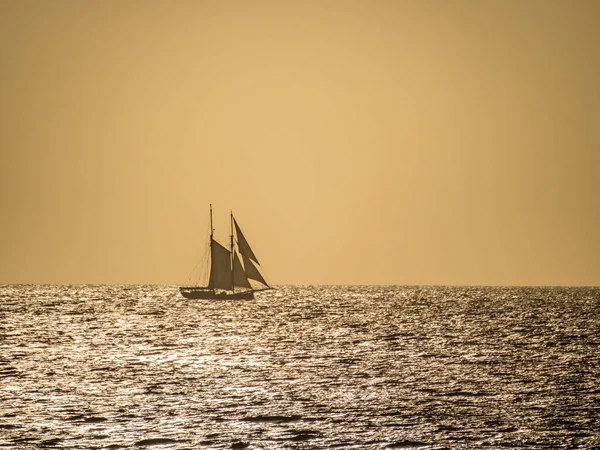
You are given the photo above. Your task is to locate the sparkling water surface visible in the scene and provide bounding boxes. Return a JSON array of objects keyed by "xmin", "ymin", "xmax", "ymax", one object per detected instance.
[{"xmin": 1, "ymin": 285, "xmax": 599, "ymax": 449}]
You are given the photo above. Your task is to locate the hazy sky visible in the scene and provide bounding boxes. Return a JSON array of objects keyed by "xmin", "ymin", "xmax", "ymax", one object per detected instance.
[{"xmin": 1, "ymin": 0, "xmax": 599, "ymax": 285}]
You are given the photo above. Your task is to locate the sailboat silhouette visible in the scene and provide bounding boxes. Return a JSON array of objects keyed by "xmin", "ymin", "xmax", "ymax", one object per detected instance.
[{"xmin": 180, "ymin": 205, "xmax": 271, "ymax": 300}]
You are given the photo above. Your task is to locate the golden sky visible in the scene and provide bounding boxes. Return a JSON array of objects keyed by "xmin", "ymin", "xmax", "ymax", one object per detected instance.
[{"xmin": 1, "ymin": 0, "xmax": 599, "ymax": 285}]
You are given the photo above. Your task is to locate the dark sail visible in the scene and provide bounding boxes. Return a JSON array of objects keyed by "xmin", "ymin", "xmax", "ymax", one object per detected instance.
[
  {"xmin": 242, "ymin": 253, "xmax": 268, "ymax": 286},
  {"xmin": 209, "ymin": 240, "xmax": 232, "ymax": 290},
  {"xmin": 232, "ymin": 251, "xmax": 252, "ymax": 289},
  {"xmin": 234, "ymin": 218, "xmax": 259, "ymax": 264}
]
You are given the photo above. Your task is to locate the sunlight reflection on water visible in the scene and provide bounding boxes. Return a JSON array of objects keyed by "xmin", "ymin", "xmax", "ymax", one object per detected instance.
[{"xmin": 0, "ymin": 284, "xmax": 599, "ymax": 448}]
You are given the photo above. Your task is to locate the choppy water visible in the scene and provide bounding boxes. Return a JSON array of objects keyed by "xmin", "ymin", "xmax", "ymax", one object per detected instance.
[{"xmin": 0, "ymin": 285, "xmax": 599, "ymax": 449}]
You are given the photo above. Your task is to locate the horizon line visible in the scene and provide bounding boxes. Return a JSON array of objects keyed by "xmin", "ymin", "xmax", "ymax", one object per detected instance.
[{"xmin": 1, "ymin": 283, "xmax": 598, "ymax": 288}]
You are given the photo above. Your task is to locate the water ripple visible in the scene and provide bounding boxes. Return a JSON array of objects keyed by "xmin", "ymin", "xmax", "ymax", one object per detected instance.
[{"xmin": 0, "ymin": 284, "xmax": 598, "ymax": 448}]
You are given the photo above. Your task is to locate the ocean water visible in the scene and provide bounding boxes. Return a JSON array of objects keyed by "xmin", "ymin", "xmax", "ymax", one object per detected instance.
[{"xmin": 0, "ymin": 285, "xmax": 598, "ymax": 449}]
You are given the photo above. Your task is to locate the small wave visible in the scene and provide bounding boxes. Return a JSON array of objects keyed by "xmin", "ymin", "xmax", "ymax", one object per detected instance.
[
  {"xmin": 0, "ymin": 367, "xmax": 19, "ymax": 378},
  {"xmin": 437, "ymin": 391, "xmax": 489, "ymax": 397},
  {"xmin": 84, "ymin": 417, "xmax": 108, "ymax": 423},
  {"xmin": 242, "ymin": 414, "xmax": 302, "ymax": 423},
  {"xmin": 64, "ymin": 415, "xmax": 107, "ymax": 423},
  {"xmin": 288, "ymin": 433, "xmax": 319, "ymax": 441},
  {"xmin": 386, "ymin": 440, "xmax": 428, "ymax": 448},
  {"xmin": 134, "ymin": 438, "xmax": 180, "ymax": 446},
  {"xmin": 39, "ymin": 438, "xmax": 63, "ymax": 447}
]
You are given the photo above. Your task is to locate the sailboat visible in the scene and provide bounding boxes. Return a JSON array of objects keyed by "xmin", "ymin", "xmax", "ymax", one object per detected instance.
[{"xmin": 180, "ymin": 205, "xmax": 271, "ymax": 300}]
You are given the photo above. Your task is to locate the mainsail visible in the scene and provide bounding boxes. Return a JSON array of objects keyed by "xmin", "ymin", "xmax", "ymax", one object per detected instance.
[
  {"xmin": 242, "ymin": 253, "xmax": 268, "ymax": 286},
  {"xmin": 232, "ymin": 251, "xmax": 252, "ymax": 289},
  {"xmin": 209, "ymin": 240, "xmax": 232, "ymax": 290},
  {"xmin": 234, "ymin": 219, "xmax": 259, "ymax": 264}
]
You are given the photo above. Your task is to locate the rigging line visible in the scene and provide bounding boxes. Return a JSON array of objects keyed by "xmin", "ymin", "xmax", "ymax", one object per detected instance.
[
  {"xmin": 184, "ymin": 241, "xmax": 210, "ymax": 285},
  {"xmin": 197, "ymin": 207, "xmax": 213, "ymax": 284},
  {"xmin": 183, "ymin": 259, "xmax": 201, "ymax": 285},
  {"xmin": 197, "ymin": 242, "xmax": 210, "ymax": 285},
  {"xmin": 182, "ymin": 214, "xmax": 212, "ymax": 285}
]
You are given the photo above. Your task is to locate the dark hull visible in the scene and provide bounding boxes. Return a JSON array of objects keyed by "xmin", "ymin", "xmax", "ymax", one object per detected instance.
[{"xmin": 179, "ymin": 287, "xmax": 254, "ymax": 300}]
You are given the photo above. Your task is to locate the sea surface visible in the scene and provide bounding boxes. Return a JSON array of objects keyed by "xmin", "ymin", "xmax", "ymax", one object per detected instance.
[{"xmin": 0, "ymin": 285, "xmax": 599, "ymax": 449}]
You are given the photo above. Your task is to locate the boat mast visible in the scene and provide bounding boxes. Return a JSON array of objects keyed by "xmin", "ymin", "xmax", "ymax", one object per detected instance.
[
  {"xmin": 230, "ymin": 210, "xmax": 234, "ymax": 293},
  {"xmin": 208, "ymin": 204, "xmax": 214, "ymax": 290},
  {"xmin": 210, "ymin": 204, "xmax": 213, "ymax": 242}
]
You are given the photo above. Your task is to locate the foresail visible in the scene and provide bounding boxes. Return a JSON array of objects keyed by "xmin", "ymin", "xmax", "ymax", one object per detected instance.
[
  {"xmin": 242, "ymin": 253, "xmax": 268, "ymax": 287},
  {"xmin": 210, "ymin": 240, "xmax": 232, "ymax": 290},
  {"xmin": 234, "ymin": 218, "xmax": 259, "ymax": 264},
  {"xmin": 232, "ymin": 251, "xmax": 252, "ymax": 289}
]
